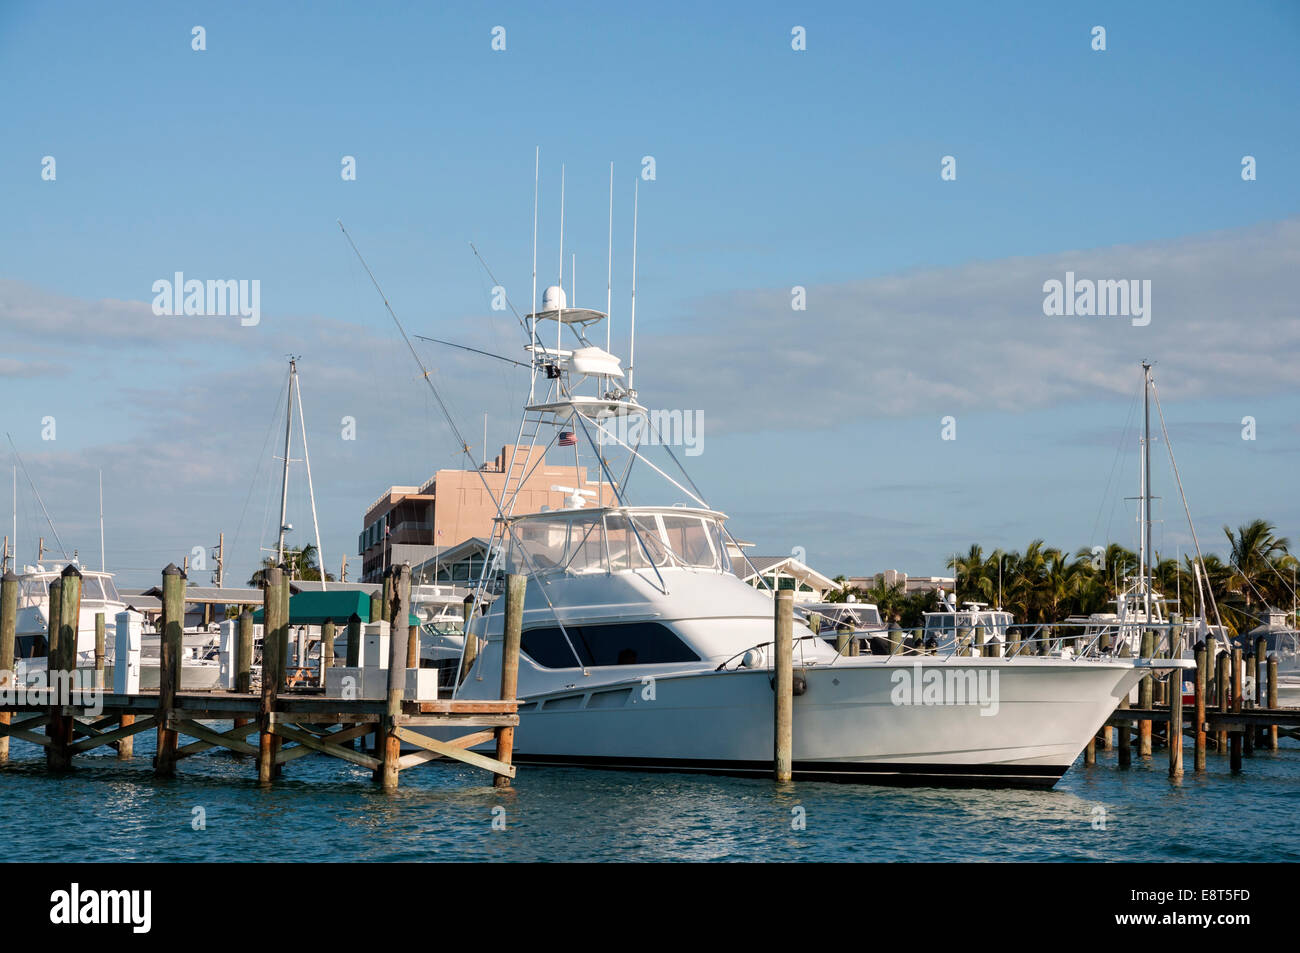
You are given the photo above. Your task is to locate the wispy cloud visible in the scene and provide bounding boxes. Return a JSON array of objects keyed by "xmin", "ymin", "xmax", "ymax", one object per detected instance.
[{"xmin": 640, "ymin": 217, "xmax": 1300, "ymax": 432}]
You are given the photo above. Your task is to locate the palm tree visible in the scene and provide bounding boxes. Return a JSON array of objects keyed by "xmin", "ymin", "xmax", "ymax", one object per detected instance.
[
  {"xmin": 1224, "ymin": 520, "xmax": 1290, "ymax": 614},
  {"xmin": 248, "ymin": 543, "xmax": 335, "ymax": 586}
]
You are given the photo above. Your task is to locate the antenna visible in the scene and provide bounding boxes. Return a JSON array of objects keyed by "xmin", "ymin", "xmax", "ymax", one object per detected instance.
[
  {"xmin": 98, "ymin": 468, "xmax": 105, "ymax": 571},
  {"xmin": 557, "ymin": 163, "xmax": 565, "ymax": 359},
  {"xmin": 530, "ymin": 146, "xmax": 539, "ymax": 403},
  {"xmin": 606, "ymin": 161, "xmax": 614, "ymax": 353},
  {"xmin": 572, "ymin": 253, "xmax": 576, "ymax": 309},
  {"xmin": 629, "ymin": 177, "xmax": 639, "ymax": 393}
]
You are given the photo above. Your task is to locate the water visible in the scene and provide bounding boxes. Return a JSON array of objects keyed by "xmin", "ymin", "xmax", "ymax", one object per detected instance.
[{"xmin": 2, "ymin": 731, "xmax": 1297, "ymax": 862}]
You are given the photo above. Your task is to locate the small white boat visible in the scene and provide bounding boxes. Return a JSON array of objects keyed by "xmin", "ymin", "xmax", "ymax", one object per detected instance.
[{"xmin": 12, "ymin": 562, "xmax": 221, "ymax": 691}]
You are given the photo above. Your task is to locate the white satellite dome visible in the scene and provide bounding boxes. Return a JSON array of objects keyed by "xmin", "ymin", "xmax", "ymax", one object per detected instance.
[{"xmin": 541, "ymin": 285, "xmax": 567, "ymax": 311}]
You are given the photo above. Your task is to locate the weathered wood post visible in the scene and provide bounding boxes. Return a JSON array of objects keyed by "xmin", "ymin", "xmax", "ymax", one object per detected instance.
[
  {"xmin": 1117, "ymin": 641, "xmax": 1132, "ymax": 767},
  {"xmin": 1230, "ymin": 646, "xmax": 1243, "ymax": 772},
  {"xmin": 380, "ymin": 567, "xmax": 393, "ymax": 624},
  {"xmin": 43, "ymin": 576, "xmax": 63, "ymax": 758},
  {"xmin": 1216, "ymin": 652, "xmax": 1230, "ymax": 759},
  {"xmin": 0, "ymin": 570, "xmax": 17, "ymax": 764},
  {"xmin": 835, "ymin": 623, "xmax": 851, "ymax": 658},
  {"xmin": 236, "ymin": 609, "xmax": 253, "ymax": 693},
  {"xmin": 1243, "ymin": 650, "xmax": 1255, "ymax": 756},
  {"xmin": 774, "ymin": 589, "xmax": 794, "ymax": 782},
  {"xmin": 154, "ymin": 563, "xmax": 184, "ymax": 777},
  {"xmin": 406, "ymin": 623, "xmax": 418, "ymax": 670},
  {"xmin": 379, "ymin": 563, "xmax": 411, "ymax": 791},
  {"xmin": 232, "ymin": 608, "xmax": 254, "ymax": 739},
  {"xmin": 1007, "ymin": 626, "xmax": 1021, "ymax": 658},
  {"xmin": 1266, "ymin": 654, "xmax": 1278, "ymax": 751},
  {"xmin": 257, "ymin": 566, "xmax": 285, "ymax": 783},
  {"xmin": 1138, "ymin": 629, "xmax": 1154, "ymax": 756},
  {"xmin": 46, "ymin": 565, "xmax": 82, "ymax": 771},
  {"xmin": 890, "ymin": 626, "xmax": 903, "ymax": 656},
  {"xmin": 322, "ymin": 618, "xmax": 336, "ymax": 677},
  {"xmin": 1253, "ymin": 634, "xmax": 1267, "ymax": 748},
  {"xmin": 1193, "ymin": 641, "xmax": 1207, "ymax": 772},
  {"xmin": 974, "ymin": 623, "xmax": 985, "ymax": 659},
  {"xmin": 345, "ymin": 612, "xmax": 361, "ymax": 668},
  {"xmin": 494, "ymin": 572, "xmax": 525, "ymax": 789},
  {"xmin": 278, "ymin": 572, "xmax": 291, "ymax": 687},
  {"xmin": 1214, "ymin": 648, "xmax": 1229, "ymax": 752},
  {"xmin": 368, "ymin": 591, "xmax": 382, "ymax": 629},
  {"xmin": 93, "ymin": 612, "xmax": 106, "ymax": 691},
  {"xmin": 1168, "ymin": 614, "xmax": 1183, "ymax": 778},
  {"xmin": 459, "ymin": 597, "xmax": 478, "ymax": 682}
]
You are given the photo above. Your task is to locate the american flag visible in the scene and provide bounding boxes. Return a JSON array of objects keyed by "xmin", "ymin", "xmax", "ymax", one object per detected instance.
[{"xmin": 558, "ymin": 431, "xmax": 577, "ymax": 447}]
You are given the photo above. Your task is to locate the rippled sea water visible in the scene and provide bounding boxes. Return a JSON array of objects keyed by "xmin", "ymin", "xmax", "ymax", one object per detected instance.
[{"xmin": 2, "ymin": 729, "xmax": 1296, "ymax": 862}]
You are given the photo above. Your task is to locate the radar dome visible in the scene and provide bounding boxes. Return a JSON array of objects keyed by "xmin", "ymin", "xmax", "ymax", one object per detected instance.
[{"xmin": 542, "ymin": 285, "xmax": 567, "ymax": 311}]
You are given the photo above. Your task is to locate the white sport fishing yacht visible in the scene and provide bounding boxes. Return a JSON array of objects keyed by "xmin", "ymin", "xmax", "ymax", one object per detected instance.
[
  {"xmin": 12, "ymin": 562, "xmax": 221, "ymax": 691},
  {"xmin": 425, "ymin": 257, "xmax": 1187, "ymax": 786}
]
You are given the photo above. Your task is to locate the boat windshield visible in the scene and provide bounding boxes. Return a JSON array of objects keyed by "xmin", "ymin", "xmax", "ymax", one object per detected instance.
[{"xmin": 506, "ymin": 509, "xmax": 730, "ymax": 576}]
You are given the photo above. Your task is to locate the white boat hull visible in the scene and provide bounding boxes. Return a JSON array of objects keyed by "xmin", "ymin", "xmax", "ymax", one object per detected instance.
[{"xmin": 448, "ymin": 657, "xmax": 1157, "ymax": 788}]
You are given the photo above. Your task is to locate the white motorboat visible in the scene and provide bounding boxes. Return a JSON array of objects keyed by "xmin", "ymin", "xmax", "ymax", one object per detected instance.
[
  {"xmin": 439, "ymin": 299, "xmax": 1183, "ymax": 785},
  {"xmin": 358, "ymin": 172, "xmax": 1189, "ymax": 787},
  {"xmin": 11, "ymin": 562, "xmax": 221, "ymax": 691}
]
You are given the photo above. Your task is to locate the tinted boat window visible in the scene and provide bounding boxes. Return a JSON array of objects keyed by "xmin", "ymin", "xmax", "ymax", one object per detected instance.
[{"xmin": 521, "ymin": 622, "xmax": 699, "ymax": 668}]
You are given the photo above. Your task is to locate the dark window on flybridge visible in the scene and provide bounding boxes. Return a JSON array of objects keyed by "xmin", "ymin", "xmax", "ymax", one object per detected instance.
[{"xmin": 521, "ymin": 622, "xmax": 700, "ymax": 668}]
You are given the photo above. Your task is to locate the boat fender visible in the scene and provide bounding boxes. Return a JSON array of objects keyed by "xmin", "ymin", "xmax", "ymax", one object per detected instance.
[
  {"xmin": 769, "ymin": 671, "xmax": 809, "ymax": 696},
  {"xmin": 868, "ymin": 636, "xmax": 891, "ymax": 656}
]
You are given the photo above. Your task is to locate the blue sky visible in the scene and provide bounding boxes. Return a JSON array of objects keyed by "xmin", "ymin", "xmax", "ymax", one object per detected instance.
[{"xmin": 2, "ymin": 1, "xmax": 1298, "ymax": 588}]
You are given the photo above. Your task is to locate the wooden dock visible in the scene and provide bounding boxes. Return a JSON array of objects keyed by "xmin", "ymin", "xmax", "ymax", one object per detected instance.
[
  {"xmin": 0, "ymin": 563, "xmax": 523, "ymax": 791},
  {"xmin": 1097, "ymin": 634, "xmax": 1300, "ymax": 776}
]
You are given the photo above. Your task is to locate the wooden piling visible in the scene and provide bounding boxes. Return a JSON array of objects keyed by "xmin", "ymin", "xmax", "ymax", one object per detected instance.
[
  {"xmin": 154, "ymin": 563, "xmax": 184, "ymax": 776},
  {"xmin": 494, "ymin": 572, "xmax": 525, "ymax": 789},
  {"xmin": 974, "ymin": 623, "xmax": 985, "ymax": 658},
  {"xmin": 93, "ymin": 612, "xmax": 106, "ymax": 691},
  {"xmin": 345, "ymin": 612, "xmax": 361, "ymax": 668},
  {"xmin": 406, "ymin": 624, "xmax": 418, "ymax": 670},
  {"xmin": 116, "ymin": 716, "xmax": 135, "ymax": 759},
  {"xmin": 459, "ymin": 600, "xmax": 478, "ymax": 682},
  {"xmin": 773, "ymin": 589, "xmax": 794, "ymax": 782},
  {"xmin": 1168, "ymin": 614, "xmax": 1183, "ymax": 778},
  {"xmin": 379, "ymin": 564, "xmax": 411, "ymax": 790},
  {"xmin": 1193, "ymin": 641, "xmax": 1206, "ymax": 772},
  {"xmin": 231, "ymin": 608, "xmax": 254, "ymax": 738},
  {"xmin": 1254, "ymin": 635, "xmax": 1267, "ymax": 748},
  {"xmin": 258, "ymin": 567, "xmax": 285, "ymax": 783},
  {"xmin": 380, "ymin": 567, "xmax": 393, "ymax": 624},
  {"xmin": 1007, "ymin": 626, "xmax": 1021, "ymax": 658},
  {"xmin": 1216, "ymin": 652, "xmax": 1230, "ymax": 760},
  {"xmin": 1117, "ymin": 641, "xmax": 1132, "ymax": 768},
  {"xmin": 836, "ymin": 624, "xmax": 851, "ymax": 658},
  {"xmin": 1230, "ymin": 646, "xmax": 1243, "ymax": 772},
  {"xmin": 1267, "ymin": 655, "xmax": 1278, "ymax": 751},
  {"xmin": 1243, "ymin": 651, "xmax": 1255, "ymax": 756},
  {"xmin": 1138, "ymin": 630, "xmax": 1154, "ymax": 756},
  {"xmin": 0, "ymin": 570, "xmax": 16, "ymax": 764},
  {"xmin": 46, "ymin": 566, "xmax": 82, "ymax": 771},
  {"xmin": 236, "ymin": 609, "xmax": 253, "ymax": 693},
  {"xmin": 322, "ymin": 619, "xmax": 335, "ymax": 676}
]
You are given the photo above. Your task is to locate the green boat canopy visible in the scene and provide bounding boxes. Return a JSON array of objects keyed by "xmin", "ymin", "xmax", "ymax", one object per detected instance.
[{"xmin": 250, "ymin": 590, "xmax": 419, "ymax": 627}]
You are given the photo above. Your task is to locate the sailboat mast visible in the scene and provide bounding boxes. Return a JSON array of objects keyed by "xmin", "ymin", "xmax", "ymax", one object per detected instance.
[
  {"xmin": 276, "ymin": 358, "xmax": 296, "ymax": 567},
  {"xmin": 1142, "ymin": 361, "xmax": 1153, "ymax": 624}
]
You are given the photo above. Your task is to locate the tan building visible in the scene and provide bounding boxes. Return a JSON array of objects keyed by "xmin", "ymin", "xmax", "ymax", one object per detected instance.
[{"xmin": 358, "ymin": 445, "xmax": 610, "ymax": 581}]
